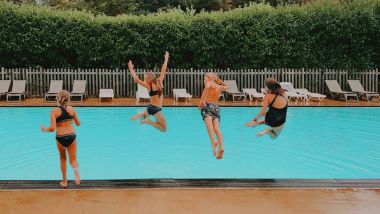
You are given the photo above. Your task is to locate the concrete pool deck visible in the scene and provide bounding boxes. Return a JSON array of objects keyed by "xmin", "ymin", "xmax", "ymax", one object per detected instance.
[
  {"xmin": 1, "ymin": 188, "xmax": 380, "ymax": 214},
  {"xmin": 0, "ymin": 97, "xmax": 379, "ymax": 107}
]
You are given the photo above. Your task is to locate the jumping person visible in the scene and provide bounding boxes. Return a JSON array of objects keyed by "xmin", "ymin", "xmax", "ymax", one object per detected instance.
[
  {"xmin": 40, "ymin": 90, "xmax": 81, "ymax": 188},
  {"xmin": 199, "ymin": 72, "xmax": 228, "ymax": 159},
  {"xmin": 246, "ymin": 78, "xmax": 288, "ymax": 138},
  {"xmin": 128, "ymin": 51, "xmax": 169, "ymax": 132}
]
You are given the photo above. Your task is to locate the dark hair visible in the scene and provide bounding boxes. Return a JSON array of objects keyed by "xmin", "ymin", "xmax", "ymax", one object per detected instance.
[{"xmin": 264, "ymin": 78, "xmax": 284, "ymax": 95}]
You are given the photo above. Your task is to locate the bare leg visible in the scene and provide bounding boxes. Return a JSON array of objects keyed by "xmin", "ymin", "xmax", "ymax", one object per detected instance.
[
  {"xmin": 131, "ymin": 110, "xmax": 148, "ymax": 121},
  {"xmin": 213, "ymin": 119, "xmax": 224, "ymax": 159},
  {"xmin": 67, "ymin": 141, "xmax": 80, "ymax": 185},
  {"xmin": 246, "ymin": 120, "xmax": 265, "ymax": 127},
  {"xmin": 257, "ymin": 124, "xmax": 284, "ymax": 138},
  {"xmin": 267, "ymin": 125, "xmax": 284, "ymax": 139},
  {"xmin": 256, "ymin": 128, "xmax": 271, "ymax": 137},
  {"xmin": 203, "ymin": 117, "xmax": 217, "ymax": 157},
  {"xmin": 56, "ymin": 142, "xmax": 67, "ymax": 188},
  {"xmin": 140, "ymin": 111, "xmax": 167, "ymax": 132}
]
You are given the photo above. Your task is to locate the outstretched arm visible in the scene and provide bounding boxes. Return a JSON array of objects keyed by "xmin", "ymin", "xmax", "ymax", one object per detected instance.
[
  {"xmin": 158, "ymin": 51, "xmax": 169, "ymax": 82},
  {"xmin": 252, "ymin": 95, "xmax": 270, "ymax": 121},
  {"xmin": 128, "ymin": 60, "xmax": 149, "ymax": 88},
  {"xmin": 41, "ymin": 109, "xmax": 57, "ymax": 132}
]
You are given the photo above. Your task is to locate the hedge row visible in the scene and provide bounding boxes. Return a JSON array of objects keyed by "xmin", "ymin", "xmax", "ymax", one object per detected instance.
[{"xmin": 0, "ymin": 0, "xmax": 379, "ymax": 69}]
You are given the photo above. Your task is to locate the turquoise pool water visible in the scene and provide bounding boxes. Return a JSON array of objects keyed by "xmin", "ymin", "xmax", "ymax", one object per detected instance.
[{"xmin": 0, "ymin": 107, "xmax": 379, "ymax": 180}]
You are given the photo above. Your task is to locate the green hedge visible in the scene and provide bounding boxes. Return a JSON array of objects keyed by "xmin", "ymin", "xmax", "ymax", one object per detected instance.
[{"xmin": 0, "ymin": 0, "xmax": 379, "ymax": 69}]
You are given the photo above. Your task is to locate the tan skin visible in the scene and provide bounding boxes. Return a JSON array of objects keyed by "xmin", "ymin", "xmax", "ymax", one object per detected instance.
[
  {"xmin": 128, "ymin": 51, "xmax": 169, "ymax": 132},
  {"xmin": 199, "ymin": 74, "xmax": 228, "ymax": 159},
  {"xmin": 40, "ymin": 100, "xmax": 81, "ymax": 188},
  {"xmin": 245, "ymin": 90, "xmax": 287, "ymax": 138}
]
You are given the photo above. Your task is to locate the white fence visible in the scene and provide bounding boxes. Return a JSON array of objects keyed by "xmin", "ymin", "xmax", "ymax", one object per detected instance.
[{"xmin": 0, "ymin": 68, "xmax": 378, "ymax": 98}]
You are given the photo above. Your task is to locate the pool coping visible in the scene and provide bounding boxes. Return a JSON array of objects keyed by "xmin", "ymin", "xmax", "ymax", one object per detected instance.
[{"xmin": 1, "ymin": 179, "xmax": 379, "ymax": 190}]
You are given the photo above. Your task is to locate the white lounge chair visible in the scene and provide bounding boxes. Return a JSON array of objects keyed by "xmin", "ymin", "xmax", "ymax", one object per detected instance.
[
  {"xmin": 136, "ymin": 84, "xmax": 150, "ymax": 103},
  {"xmin": 0, "ymin": 80, "xmax": 11, "ymax": 99},
  {"xmin": 261, "ymin": 88, "xmax": 267, "ymax": 94},
  {"xmin": 45, "ymin": 80, "xmax": 63, "ymax": 102},
  {"xmin": 70, "ymin": 80, "xmax": 87, "ymax": 102},
  {"xmin": 280, "ymin": 82, "xmax": 307, "ymax": 101},
  {"xmin": 7, "ymin": 80, "xmax": 26, "ymax": 102},
  {"xmin": 242, "ymin": 88, "xmax": 264, "ymax": 102},
  {"xmin": 173, "ymin": 89, "xmax": 192, "ymax": 102},
  {"xmin": 295, "ymin": 88, "xmax": 326, "ymax": 101},
  {"xmin": 224, "ymin": 80, "xmax": 245, "ymax": 102},
  {"xmin": 99, "ymin": 89, "xmax": 114, "ymax": 101},
  {"xmin": 325, "ymin": 80, "xmax": 358, "ymax": 102},
  {"xmin": 347, "ymin": 80, "xmax": 379, "ymax": 102}
]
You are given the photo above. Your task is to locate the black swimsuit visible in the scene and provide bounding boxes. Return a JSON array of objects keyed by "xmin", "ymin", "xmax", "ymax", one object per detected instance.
[
  {"xmin": 265, "ymin": 94, "xmax": 288, "ymax": 127},
  {"xmin": 56, "ymin": 106, "xmax": 76, "ymax": 147},
  {"xmin": 147, "ymin": 84, "xmax": 162, "ymax": 116}
]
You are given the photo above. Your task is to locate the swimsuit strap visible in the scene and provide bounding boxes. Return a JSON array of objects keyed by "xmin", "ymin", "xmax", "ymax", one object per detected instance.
[{"xmin": 269, "ymin": 94, "xmax": 279, "ymax": 107}]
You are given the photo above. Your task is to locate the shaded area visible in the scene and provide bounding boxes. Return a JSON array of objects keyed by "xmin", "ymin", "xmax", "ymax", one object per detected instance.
[{"xmin": 1, "ymin": 179, "xmax": 380, "ymax": 190}]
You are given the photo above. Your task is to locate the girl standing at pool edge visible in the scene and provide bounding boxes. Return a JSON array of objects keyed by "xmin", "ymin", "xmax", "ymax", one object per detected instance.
[
  {"xmin": 246, "ymin": 78, "xmax": 288, "ymax": 138},
  {"xmin": 128, "ymin": 51, "xmax": 169, "ymax": 132},
  {"xmin": 41, "ymin": 90, "xmax": 81, "ymax": 188},
  {"xmin": 199, "ymin": 72, "xmax": 228, "ymax": 159}
]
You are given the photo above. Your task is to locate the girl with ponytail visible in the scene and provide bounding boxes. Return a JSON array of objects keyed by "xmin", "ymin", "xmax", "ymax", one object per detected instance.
[
  {"xmin": 128, "ymin": 51, "xmax": 169, "ymax": 132},
  {"xmin": 245, "ymin": 78, "xmax": 288, "ymax": 138},
  {"xmin": 41, "ymin": 90, "xmax": 81, "ymax": 188}
]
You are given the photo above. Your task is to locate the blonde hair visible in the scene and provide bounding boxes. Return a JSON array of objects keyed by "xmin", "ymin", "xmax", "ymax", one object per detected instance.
[
  {"xmin": 145, "ymin": 71, "xmax": 163, "ymax": 97},
  {"xmin": 57, "ymin": 90, "xmax": 70, "ymax": 108}
]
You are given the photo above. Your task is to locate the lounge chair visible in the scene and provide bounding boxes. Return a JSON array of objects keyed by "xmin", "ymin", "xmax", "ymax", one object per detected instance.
[
  {"xmin": 261, "ymin": 88, "xmax": 267, "ymax": 94},
  {"xmin": 70, "ymin": 80, "xmax": 87, "ymax": 102},
  {"xmin": 7, "ymin": 80, "xmax": 26, "ymax": 102},
  {"xmin": 347, "ymin": 80, "xmax": 379, "ymax": 102},
  {"xmin": 136, "ymin": 84, "xmax": 150, "ymax": 103},
  {"xmin": 173, "ymin": 89, "xmax": 192, "ymax": 102},
  {"xmin": 280, "ymin": 82, "xmax": 308, "ymax": 101},
  {"xmin": 295, "ymin": 88, "xmax": 326, "ymax": 101},
  {"xmin": 325, "ymin": 80, "xmax": 358, "ymax": 102},
  {"xmin": 242, "ymin": 88, "xmax": 264, "ymax": 102},
  {"xmin": 0, "ymin": 80, "xmax": 11, "ymax": 99},
  {"xmin": 224, "ymin": 80, "xmax": 246, "ymax": 102},
  {"xmin": 99, "ymin": 89, "xmax": 114, "ymax": 101},
  {"xmin": 45, "ymin": 80, "xmax": 63, "ymax": 102}
]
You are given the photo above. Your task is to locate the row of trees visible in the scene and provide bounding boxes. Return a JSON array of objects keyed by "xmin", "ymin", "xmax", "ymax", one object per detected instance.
[{"xmin": 7, "ymin": 0, "xmax": 321, "ymax": 16}]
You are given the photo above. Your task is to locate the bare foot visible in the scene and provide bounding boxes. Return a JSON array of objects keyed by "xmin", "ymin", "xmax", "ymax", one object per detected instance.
[
  {"xmin": 212, "ymin": 142, "xmax": 217, "ymax": 157},
  {"xmin": 60, "ymin": 180, "xmax": 67, "ymax": 188},
  {"xmin": 139, "ymin": 118, "xmax": 151, "ymax": 125},
  {"xmin": 256, "ymin": 128, "xmax": 270, "ymax": 137},
  {"xmin": 131, "ymin": 114, "xmax": 141, "ymax": 121},
  {"xmin": 216, "ymin": 147, "xmax": 224, "ymax": 159},
  {"xmin": 74, "ymin": 168, "xmax": 81, "ymax": 185},
  {"xmin": 245, "ymin": 121, "xmax": 259, "ymax": 127}
]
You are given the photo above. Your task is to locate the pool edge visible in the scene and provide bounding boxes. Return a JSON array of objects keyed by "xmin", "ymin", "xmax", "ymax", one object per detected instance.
[{"xmin": 1, "ymin": 179, "xmax": 379, "ymax": 190}]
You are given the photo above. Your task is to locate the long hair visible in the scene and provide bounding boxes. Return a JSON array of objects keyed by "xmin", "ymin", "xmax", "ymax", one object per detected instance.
[
  {"xmin": 146, "ymin": 71, "xmax": 163, "ymax": 97},
  {"xmin": 264, "ymin": 78, "xmax": 284, "ymax": 95},
  {"xmin": 57, "ymin": 90, "xmax": 70, "ymax": 110}
]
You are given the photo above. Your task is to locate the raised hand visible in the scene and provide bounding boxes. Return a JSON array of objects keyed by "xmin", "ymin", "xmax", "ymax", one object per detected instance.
[
  {"xmin": 164, "ymin": 51, "xmax": 169, "ymax": 61},
  {"xmin": 128, "ymin": 60, "xmax": 134, "ymax": 72}
]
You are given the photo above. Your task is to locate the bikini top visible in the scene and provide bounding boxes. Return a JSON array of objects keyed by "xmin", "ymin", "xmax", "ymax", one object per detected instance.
[
  {"xmin": 56, "ymin": 106, "xmax": 74, "ymax": 123},
  {"xmin": 149, "ymin": 84, "xmax": 160, "ymax": 97}
]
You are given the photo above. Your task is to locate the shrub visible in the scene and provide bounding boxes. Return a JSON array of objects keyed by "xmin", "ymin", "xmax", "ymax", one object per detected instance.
[{"xmin": 0, "ymin": 0, "xmax": 378, "ymax": 69}]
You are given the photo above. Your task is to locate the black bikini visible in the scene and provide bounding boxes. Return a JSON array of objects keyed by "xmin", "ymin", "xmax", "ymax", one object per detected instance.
[
  {"xmin": 265, "ymin": 94, "xmax": 288, "ymax": 127},
  {"xmin": 56, "ymin": 106, "xmax": 76, "ymax": 147},
  {"xmin": 147, "ymin": 84, "xmax": 162, "ymax": 116}
]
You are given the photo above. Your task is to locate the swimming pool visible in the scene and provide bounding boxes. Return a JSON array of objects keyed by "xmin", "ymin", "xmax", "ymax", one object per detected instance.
[{"xmin": 0, "ymin": 107, "xmax": 379, "ymax": 180}]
